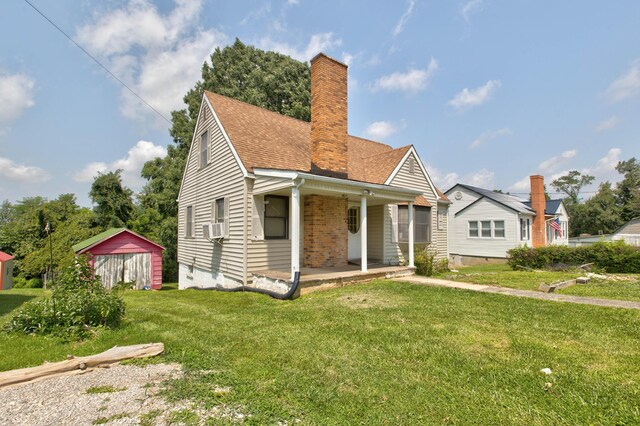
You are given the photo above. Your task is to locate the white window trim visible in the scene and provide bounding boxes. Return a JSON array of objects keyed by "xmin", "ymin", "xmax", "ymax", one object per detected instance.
[{"xmin": 467, "ymin": 219, "xmax": 507, "ymax": 239}]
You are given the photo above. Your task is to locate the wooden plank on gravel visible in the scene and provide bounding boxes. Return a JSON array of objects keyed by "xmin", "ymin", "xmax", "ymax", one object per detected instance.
[{"xmin": 0, "ymin": 343, "xmax": 164, "ymax": 389}]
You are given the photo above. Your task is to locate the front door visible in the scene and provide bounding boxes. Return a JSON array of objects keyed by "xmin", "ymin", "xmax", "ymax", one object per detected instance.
[{"xmin": 347, "ymin": 205, "xmax": 361, "ymax": 260}]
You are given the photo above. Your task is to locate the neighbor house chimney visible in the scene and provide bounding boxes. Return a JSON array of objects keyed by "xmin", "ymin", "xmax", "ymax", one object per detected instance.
[
  {"xmin": 530, "ymin": 175, "xmax": 546, "ymax": 247},
  {"xmin": 310, "ymin": 53, "xmax": 348, "ymax": 178}
]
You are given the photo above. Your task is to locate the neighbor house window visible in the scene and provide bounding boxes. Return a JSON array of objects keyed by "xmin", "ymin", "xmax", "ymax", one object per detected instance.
[
  {"xmin": 398, "ymin": 205, "xmax": 431, "ymax": 243},
  {"xmin": 469, "ymin": 221, "xmax": 479, "ymax": 237},
  {"xmin": 437, "ymin": 210, "xmax": 447, "ymax": 230},
  {"xmin": 348, "ymin": 207, "xmax": 360, "ymax": 234},
  {"xmin": 200, "ymin": 131, "xmax": 208, "ymax": 168},
  {"xmin": 185, "ymin": 206, "xmax": 194, "ymax": 238},
  {"xmin": 520, "ymin": 218, "xmax": 530, "ymax": 240},
  {"xmin": 264, "ymin": 195, "xmax": 288, "ymax": 239},
  {"xmin": 214, "ymin": 198, "xmax": 225, "ymax": 224},
  {"xmin": 469, "ymin": 220, "xmax": 505, "ymax": 238}
]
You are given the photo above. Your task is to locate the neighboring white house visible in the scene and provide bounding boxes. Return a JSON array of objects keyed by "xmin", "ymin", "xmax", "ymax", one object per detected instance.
[
  {"xmin": 569, "ymin": 217, "xmax": 640, "ymax": 247},
  {"xmin": 177, "ymin": 53, "xmax": 449, "ymax": 294},
  {"xmin": 445, "ymin": 176, "xmax": 569, "ymax": 266}
]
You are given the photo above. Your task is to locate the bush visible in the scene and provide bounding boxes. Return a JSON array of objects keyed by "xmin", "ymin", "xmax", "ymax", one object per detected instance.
[
  {"xmin": 507, "ymin": 241, "xmax": 640, "ymax": 273},
  {"xmin": 3, "ymin": 256, "xmax": 125, "ymax": 339},
  {"xmin": 12, "ymin": 277, "xmax": 43, "ymax": 288},
  {"xmin": 415, "ymin": 249, "xmax": 449, "ymax": 276}
]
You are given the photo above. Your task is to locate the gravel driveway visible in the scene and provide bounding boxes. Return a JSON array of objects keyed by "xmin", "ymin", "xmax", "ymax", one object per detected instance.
[{"xmin": 0, "ymin": 363, "xmax": 246, "ymax": 425}]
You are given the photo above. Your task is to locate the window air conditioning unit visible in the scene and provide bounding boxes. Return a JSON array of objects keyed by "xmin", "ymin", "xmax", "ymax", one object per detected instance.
[{"xmin": 203, "ymin": 222, "xmax": 224, "ymax": 240}]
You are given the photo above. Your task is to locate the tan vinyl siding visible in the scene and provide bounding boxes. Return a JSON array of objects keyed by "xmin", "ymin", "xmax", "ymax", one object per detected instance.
[
  {"xmin": 177, "ymin": 102, "xmax": 245, "ymax": 282},
  {"xmin": 246, "ymin": 179, "xmax": 292, "ymax": 276},
  {"xmin": 367, "ymin": 205, "xmax": 384, "ymax": 261},
  {"xmin": 387, "ymin": 152, "xmax": 447, "ymax": 261},
  {"xmin": 253, "ymin": 176, "xmax": 293, "ymax": 194}
]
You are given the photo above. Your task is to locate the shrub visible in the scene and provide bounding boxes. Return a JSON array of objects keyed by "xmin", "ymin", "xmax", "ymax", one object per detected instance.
[
  {"xmin": 12, "ymin": 277, "xmax": 44, "ymax": 288},
  {"xmin": 415, "ymin": 249, "xmax": 449, "ymax": 276},
  {"xmin": 507, "ymin": 241, "xmax": 640, "ymax": 273},
  {"xmin": 3, "ymin": 256, "xmax": 125, "ymax": 339}
]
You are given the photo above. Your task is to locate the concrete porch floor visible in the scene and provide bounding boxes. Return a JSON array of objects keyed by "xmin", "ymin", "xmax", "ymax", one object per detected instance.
[{"xmin": 253, "ymin": 264, "xmax": 415, "ymax": 295}]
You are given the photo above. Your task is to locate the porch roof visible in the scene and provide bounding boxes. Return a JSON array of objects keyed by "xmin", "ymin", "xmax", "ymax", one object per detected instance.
[{"xmin": 253, "ymin": 168, "xmax": 423, "ymax": 203}]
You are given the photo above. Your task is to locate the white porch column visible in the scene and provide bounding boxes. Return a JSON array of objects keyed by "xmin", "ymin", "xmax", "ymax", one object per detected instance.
[
  {"xmin": 408, "ymin": 201, "xmax": 415, "ymax": 268},
  {"xmin": 291, "ymin": 186, "xmax": 301, "ymax": 281},
  {"xmin": 360, "ymin": 195, "xmax": 368, "ymax": 272}
]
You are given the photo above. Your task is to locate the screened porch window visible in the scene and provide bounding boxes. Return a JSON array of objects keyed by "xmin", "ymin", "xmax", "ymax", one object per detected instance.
[
  {"xmin": 264, "ymin": 195, "xmax": 288, "ymax": 239},
  {"xmin": 398, "ymin": 205, "xmax": 431, "ymax": 243}
]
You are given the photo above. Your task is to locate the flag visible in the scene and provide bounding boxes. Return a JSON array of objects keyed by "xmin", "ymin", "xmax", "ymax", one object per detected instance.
[{"xmin": 550, "ymin": 217, "xmax": 562, "ymax": 237}]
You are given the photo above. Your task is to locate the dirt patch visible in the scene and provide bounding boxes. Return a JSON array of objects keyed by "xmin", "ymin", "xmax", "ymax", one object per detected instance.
[
  {"xmin": 337, "ymin": 292, "xmax": 398, "ymax": 309},
  {"xmin": 0, "ymin": 363, "xmax": 248, "ymax": 425}
]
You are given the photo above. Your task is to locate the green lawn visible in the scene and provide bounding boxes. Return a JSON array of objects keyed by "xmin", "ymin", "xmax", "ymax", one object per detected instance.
[
  {"xmin": 438, "ymin": 264, "xmax": 640, "ymax": 301},
  {"xmin": 2, "ymin": 282, "xmax": 640, "ymax": 424}
]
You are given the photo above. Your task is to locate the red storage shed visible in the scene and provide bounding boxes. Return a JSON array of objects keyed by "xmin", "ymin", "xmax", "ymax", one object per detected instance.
[
  {"xmin": 73, "ymin": 228, "xmax": 164, "ymax": 290},
  {"xmin": 0, "ymin": 251, "xmax": 14, "ymax": 290}
]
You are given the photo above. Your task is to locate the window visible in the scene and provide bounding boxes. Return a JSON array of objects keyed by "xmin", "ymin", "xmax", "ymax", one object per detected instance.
[
  {"xmin": 437, "ymin": 209, "xmax": 446, "ymax": 230},
  {"xmin": 481, "ymin": 221, "xmax": 492, "ymax": 237},
  {"xmin": 185, "ymin": 206, "xmax": 194, "ymax": 238},
  {"xmin": 264, "ymin": 195, "xmax": 288, "ymax": 239},
  {"xmin": 398, "ymin": 205, "xmax": 431, "ymax": 243},
  {"xmin": 348, "ymin": 207, "xmax": 360, "ymax": 234},
  {"xmin": 469, "ymin": 220, "xmax": 505, "ymax": 238},
  {"xmin": 200, "ymin": 131, "xmax": 208, "ymax": 168},
  {"xmin": 469, "ymin": 221, "xmax": 479, "ymax": 237},
  {"xmin": 214, "ymin": 198, "xmax": 225, "ymax": 224},
  {"xmin": 520, "ymin": 218, "xmax": 530, "ymax": 240}
]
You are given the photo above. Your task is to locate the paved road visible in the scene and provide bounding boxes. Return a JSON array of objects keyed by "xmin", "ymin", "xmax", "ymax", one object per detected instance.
[{"xmin": 401, "ymin": 276, "xmax": 640, "ymax": 310}]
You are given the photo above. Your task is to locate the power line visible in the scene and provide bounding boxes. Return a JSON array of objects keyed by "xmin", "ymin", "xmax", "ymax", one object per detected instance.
[{"xmin": 22, "ymin": 0, "xmax": 172, "ymax": 124}]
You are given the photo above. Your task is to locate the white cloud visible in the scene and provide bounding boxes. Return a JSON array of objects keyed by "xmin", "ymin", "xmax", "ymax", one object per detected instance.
[
  {"xmin": 448, "ymin": 79, "xmax": 501, "ymax": 110},
  {"xmin": 393, "ymin": 0, "xmax": 416, "ymax": 37},
  {"xmin": 595, "ymin": 116, "xmax": 620, "ymax": 132},
  {"xmin": 590, "ymin": 148, "xmax": 621, "ymax": 175},
  {"xmin": 469, "ymin": 127, "xmax": 512, "ymax": 149},
  {"xmin": 342, "ymin": 52, "xmax": 354, "ymax": 66},
  {"xmin": 462, "ymin": 0, "xmax": 483, "ymax": 22},
  {"xmin": 258, "ymin": 32, "xmax": 342, "ymax": 62},
  {"xmin": 372, "ymin": 57, "xmax": 438, "ymax": 93},
  {"xmin": 538, "ymin": 149, "xmax": 577, "ymax": 173},
  {"xmin": 605, "ymin": 60, "xmax": 640, "ymax": 102},
  {"xmin": 0, "ymin": 157, "xmax": 50, "ymax": 183},
  {"xmin": 364, "ymin": 121, "xmax": 400, "ymax": 140},
  {"xmin": 426, "ymin": 163, "xmax": 495, "ymax": 191},
  {"xmin": 75, "ymin": 0, "xmax": 224, "ymax": 126},
  {"xmin": 0, "ymin": 72, "xmax": 35, "ymax": 125},
  {"xmin": 287, "ymin": 0, "xmax": 299, "ymax": 4},
  {"xmin": 74, "ymin": 140, "xmax": 167, "ymax": 189}
]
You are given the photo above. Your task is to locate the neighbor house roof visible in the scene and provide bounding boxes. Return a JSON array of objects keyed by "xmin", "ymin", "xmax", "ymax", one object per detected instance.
[
  {"xmin": 614, "ymin": 217, "xmax": 640, "ymax": 235},
  {"xmin": 73, "ymin": 228, "xmax": 165, "ymax": 254},
  {"xmin": 447, "ymin": 184, "xmax": 534, "ymax": 215},
  {"xmin": 0, "ymin": 251, "xmax": 14, "ymax": 262},
  {"xmin": 522, "ymin": 199, "xmax": 564, "ymax": 215},
  {"xmin": 205, "ymin": 91, "xmax": 426, "ymax": 186}
]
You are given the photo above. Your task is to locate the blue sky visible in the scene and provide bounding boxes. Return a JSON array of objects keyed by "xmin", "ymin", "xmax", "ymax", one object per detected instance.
[{"xmin": 1, "ymin": 0, "xmax": 639, "ymax": 206}]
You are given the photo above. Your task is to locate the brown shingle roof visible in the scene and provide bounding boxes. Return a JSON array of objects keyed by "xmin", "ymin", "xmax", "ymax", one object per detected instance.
[{"xmin": 205, "ymin": 91, "xmax": 434, "ymax": 187}]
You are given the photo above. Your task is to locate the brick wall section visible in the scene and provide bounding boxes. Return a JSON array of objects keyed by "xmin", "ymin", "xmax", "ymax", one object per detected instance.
[
  {"xmin": 530, "ymin": 175, "xmax": 547, "ymax": 247},
  {"xmin": 310, "ymin": 53, "xmax": 348, "ymax": 179},
  {"xmin": 303, "ymin": 195, "xmax": 348, "ymax": 268}
]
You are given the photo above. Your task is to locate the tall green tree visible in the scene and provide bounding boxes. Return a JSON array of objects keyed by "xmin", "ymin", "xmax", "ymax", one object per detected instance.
[
  {"xmin": 615, "ymin": 157, "xmax": 640, "ymax": 221},
  {"xmin": 140, "ymin": 39, "xmax": 311, "ymax": 281},
  {"xmin": 569, "ymin": 182, "xmax": 624, "ymax": 237},
  {"xmin": 90, "ymin": 170, "xmax": 134, "ymax": 228},
  {"xmin": 551, "ymin": 170, "xmax": 595, "ymax": 205}
]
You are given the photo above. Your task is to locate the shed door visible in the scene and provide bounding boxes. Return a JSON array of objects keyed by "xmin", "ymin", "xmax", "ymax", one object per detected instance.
[{"xmin": 94, "ymin": 253, "xmax": 151, "ymax": 290}]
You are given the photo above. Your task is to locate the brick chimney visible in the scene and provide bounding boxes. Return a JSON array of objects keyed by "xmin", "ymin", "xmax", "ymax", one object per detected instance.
[
  {"xmin": 310, "ymin": 53, "xmax": 348, "ymax": 179},
  {"xmin": 530, "ymin": 175, "xmax": 546, "ymax": 248}
]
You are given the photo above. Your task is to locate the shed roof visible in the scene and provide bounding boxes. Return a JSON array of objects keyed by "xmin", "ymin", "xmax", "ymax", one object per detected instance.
[
  {"xmin": 0, "ymin": 251, "xmax": 14, "ymax": 262},
  {"xmin": 614, "ymin": 217, "xmax": 640, "ymax": 235},
  {"xmin": 73, "ymin": 228, "xmax": 165, "ymax": 254}
]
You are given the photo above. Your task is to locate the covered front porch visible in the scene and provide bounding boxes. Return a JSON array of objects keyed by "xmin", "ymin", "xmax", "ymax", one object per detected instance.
[
  {"xmin": 251, "ymin": 169, "xmax": 423, "ymax": 286},
  {"xmin": 253, "ymin": 263, "xmax": 414, "ymax": 295}
]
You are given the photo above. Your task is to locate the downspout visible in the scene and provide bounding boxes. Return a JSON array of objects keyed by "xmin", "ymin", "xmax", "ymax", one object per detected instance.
[{"xmin": 242, "ymin": 177, "xmax": 249, "ymax": 287}]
